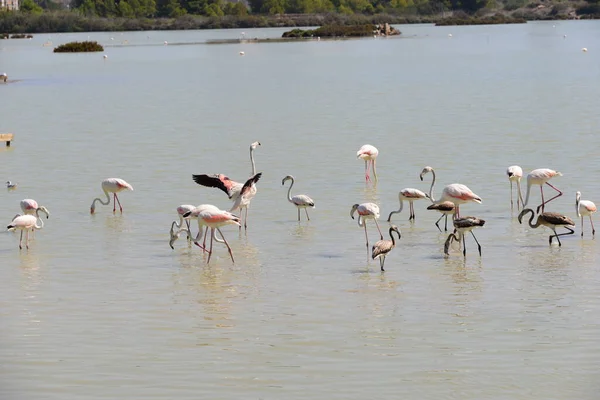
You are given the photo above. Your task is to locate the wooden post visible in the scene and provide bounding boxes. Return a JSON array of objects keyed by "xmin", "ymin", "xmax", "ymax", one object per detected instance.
[{"xmin": 0, "ymin": 133, "xmax": 14, "ymax": 147}]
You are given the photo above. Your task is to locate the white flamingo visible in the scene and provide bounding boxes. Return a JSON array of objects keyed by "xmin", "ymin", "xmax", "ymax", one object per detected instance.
[
  {"xmin": 351, "ymin": 202, "xmax": 384, "ymax": 256},
  {"xmin": 90, "ymin": 178, "xmax": 134, "ymax": 214},
  {"xmin": 523, "ymin": 168, "xmax": 562, "ymax": 214},
  {"xmin": 387, "ymin": 188, "xmax": 430, "ymax": 222},
  {"xmin": 14, "ymin": 199, "xmax": 50, "ymax": 238},
  {"xmin": 282, "ymin": 175, "xmax": 315, "ymax": 221},
  {"xmin": 507, "ymin": 165, "xmax": 524, "ymax": 210},
  {"xmin": 356, "ymin": 144, "xmax": 378, "ymax": 182},
  {"xmin": 183, "ymin": 206, "xmax": 240, "ymax": 264},
  {"xmin": 7, "ymin": 214, "xmax": 44, "ymax": 249},
  {"xmin": 576, "ymin": 191, "xmax": 597, "ymax": 237}
]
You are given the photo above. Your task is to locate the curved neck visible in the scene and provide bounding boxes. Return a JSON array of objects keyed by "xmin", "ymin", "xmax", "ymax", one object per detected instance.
[
  {"xmin": 428, "ymin": 169, "xmax": 437, "ymax": 201},
  {"xmin": 389, "ymin": 197, "xmax": 404, "ymax": 217},
  {"xmin": 389, "ymin": 228, "xmax": 399, "ymax": 246},
  {"xmin": 35, "ymin": 208, "xmax": 48, "ymax": 219},
  {"xmin": 576, "ymin": 195, "xmax": 581, "ymax": 217},
  {"xmin": 285, "ymin": 178, "xmax": 294, "ymax": 203},
  {"xmin": 526, "ymin": 210, "xmax": 540, "ymax": 228},
  {"xmin": 250, "ymin": 147, "xmax": 256, "ymax": 176},
  {"xmin": 91, "ymin": 190, "xmax": 110, "ymax": 210},
  {"xmin": 35, "ymin": 214, "xmax": 44, "ymax": 229}
]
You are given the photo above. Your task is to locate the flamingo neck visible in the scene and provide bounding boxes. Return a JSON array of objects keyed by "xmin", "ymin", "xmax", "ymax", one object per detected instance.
[
  {"xmin": 285, "ymin": 178, "xmax": 294, "ymax": 203},
  {"xmin": 523, "ymin": 181, "xmax": 533, "ymax": 207},
  {"xmin": 526, "ymin": 210, "xmax": 539, "ymax": 229},
  {"xmin": 428, "ymin": 169, "xmax": 437, "ymax": 201},
  {"xmin": 250, "ymin": 147, "xmax": 256, "ymax": 176},
  {"xmin": 389, "ymin": 197, "xmax": 404, "ymax": 218},
  {"xmin": 91, "ymin": 189, "xmax": 110, "ymax": 210}
]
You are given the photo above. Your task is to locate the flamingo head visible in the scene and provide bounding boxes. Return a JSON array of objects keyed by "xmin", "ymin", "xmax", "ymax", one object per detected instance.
[
  {"xmin": 250, "ymin": 141, "xmax": 261, "ymax": 150},
  {"xmin": 350, "ymin": 204, "xmax": 359, "ymax": 219},
  {"xmin": 281, "ymin": 175, "xmax": 293, "ymax": 185},
  {"xmin": 38, "ymin": 206, "xmax": 50, "ymax": 218},
  {"xmin": 90, "ymin": 206, "xmax": 95, "ymax": 214},
  {"xmin": 419, "ymin": 166, "xmax": 433, "ymax": 181}
]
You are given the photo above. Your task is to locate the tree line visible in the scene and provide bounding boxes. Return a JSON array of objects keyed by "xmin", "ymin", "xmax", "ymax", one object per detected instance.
[{"xmin": 9, "ymin": 0, "xmax": 600, "ymax": 20}]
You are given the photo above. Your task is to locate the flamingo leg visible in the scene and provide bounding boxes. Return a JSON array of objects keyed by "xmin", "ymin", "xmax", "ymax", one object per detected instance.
[
  {"xmin": 26, "ymin": 229, "xmax": 31, "ymax": 249},
  {"xmin": 114, "ymin": 193, "xmax": 123, "ymax": 213},
  {"xmin": 434, "ymin": 214, "xmax": 444, "ymax": 232},
  {"xmin": 364, "ymin": 160, "xmax": 369, "ymax": 182},
  {"xmin": 207, "ymin": 228, "xmax": 214, "ymax": 263},
  {"xmin": 203, "ymin": 226, "xmax": 209, "ymax": 249},
  {"xmin": 244, "ymin": 207, "xmax": 249, "ymax": 230},
  {"xmin": 444, "ymin": 214, "xmax": 449, "ymax": 231},
  {"xmin": 380, "ymin": 256, "xmax": 385, "ymax": 272},
  {"xmin": 538, "ymin": 182, "xmax": 562, "ymax": 213},
  {"xmin": 217, "ymin": 227, "xmax": 235, "ymax": 264},
  {"xmin": 305, "ymin": 208, "xmax": 310, "ymax": 221},
  {"xmin": 590, "ymin": 215, "xmax": 595, "ymax": 237},
  {"xmin": 372, "ymin": 159, "xmax": 377, "ymax": 182},
  {"xmin": 510, "ymin": 181, "xmax": 514, "ymax": 210},
  {"xmin": 455, "ymin": 205, "xmax": 460, "ymax": 219},
  {"xmin": 372, "ymin": 218, "xmax": 384, "ymax": 240},
  {"xmin": 113, "ymin": 193, "xmax": 117, "ymax": 212},
  {"xmin": 471, "ymin": 231, "xmax": 482, "ymax": 256},
  {"xmin": 364, "ymin": 222, "xmax": 370, "ymax": 258},
  {"xmin": 185, "ymin": 219, "xmax": 192, "ymax": 241},
  {"xmin": 19, "ymin": 230, "xmax": 24, "ymax": 249},
  {"xmin": 297, "ymin": 208, "xmax": 301, "ymax": 221},
  {"xmin": 462, "ymin": 233, "xmax": 467, "ymax": 256},
  {"xmin": 581, "ymin": 215, "xmax": 584, "ymax": 237},
  {"xmin": 517, "ymin": 180, "xmax": 524, "ymax": 209}
]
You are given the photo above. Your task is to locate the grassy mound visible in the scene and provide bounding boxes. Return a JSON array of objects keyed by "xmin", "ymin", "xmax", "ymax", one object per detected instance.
[
  {"xmin": 283, "ymin": 24, "xmax": 378, "ymax": 38},
  {"xmin": 53, "ymin": 41, "xmax": 104, "ymax": 53}
]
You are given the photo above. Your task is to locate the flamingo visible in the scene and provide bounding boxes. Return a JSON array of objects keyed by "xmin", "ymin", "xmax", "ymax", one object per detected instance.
[
  {"xmin": 356, "ymin": 144, "xmax": 378, "ymax": 182},
  {"xmin": 387, "ymin": 188, "xmax": 430, "ymax": 222},
  {"xmin": 183, "ymin": 206, "xmax": 240, "ymax": 264},
  {"xmin": 523, "ymin": 168, "xmax": 562, "ymax": 214},
  {"xmin": 576, "ymin": 191, "xmax": 596, "ymax": 237},
  {"xmin": 518, "ymin": 208, "xmax": 575, "ymax": 246},
  {"xmin": 6, "ymin": 181, "xmax": 17, "ymax": 189},
  {"xmin": 170, "ymin": 204, "xmax": 223, "ymax": 250},
  {"xmin": 371, "ymin": 225, "xmax": 401, "ymax": 271},
  {"xmin": 439, "ymin": 183, "xmax": 482, "ymax": 218},
  {"xmin": 351, "ymin": 203, "xmax": 384, "ymax": 255},
  {"xmin": 420, "ymin": 166, "xmax": 456, "ymax": 230},
  {"xmin": 228, "ymin": 173, "xmax": 262, "ymax": 229},
  {"xmin": 282, "ymin": 175, "xmax": 315, "ymax": 221},
  {"xmin": 169, "ymin": 204, "xmax": 195, "ymax": 245},
  {"xmin": 16, "ymin": 199, "xmax": 50, "ymax": 238},
  {"xmin": 90, "ymin": 178, "xmax": 134, "ymax": 214},
  {"xmin": 444, "ymin": 216, "xmax": 486, "ymax": 257},
  {"xmin": 7, "ymin": 214, "xmax": 44, "ymax": 249},
  {"xmin": 506, "ymin": 165, "xmax": 524, "ymax": 210},
  {"xmin": 426, "ymin": 201, "xmax": 456, "ymax": 232},
  {"xmin": 192, "ymin": 141, "xmax": 261, "ymax": 230}
]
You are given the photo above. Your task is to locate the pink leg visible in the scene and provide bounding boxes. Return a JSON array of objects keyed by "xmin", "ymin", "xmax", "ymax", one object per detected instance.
[
  {"xmin": 365, "ymin": 160, "xmax": 370, "ymax": 182},
  {"xmin": 539, "ymin": 182, "xmax": 562, "ymax": 212},
  {"xmin": 373, "ymin": 217, "xmax": 384, "ymax": 239},
  {"xmin": 217, "ymin": 227, "xmax": 235, "ymax": 263},
  {"xmin": 114, "ymin": 193, "xmax": 123, "ymax": 212},
  {"xmin": 207, "ymin": 228, "xmax": 214, "ymax": 264}
]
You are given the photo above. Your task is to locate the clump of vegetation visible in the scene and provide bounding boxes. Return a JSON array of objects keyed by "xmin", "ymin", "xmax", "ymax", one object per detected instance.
[
  {"xmin": 10, "ymin": 33, "xmax": 34, "ymax": 38},
  {"xmin": 435, "ymin": 14, "xmax": 527, "ymax": 26},
  {"xmin": 283, "ymin": 24, "xmax": 382, "ymax": 38},
  {"xmin": 1, "ymin": 33, "xmax": 8, "ymax": 39},
  {"xmin": 53, "ymin": 40, "xmax": 104, "ymax": 53}
]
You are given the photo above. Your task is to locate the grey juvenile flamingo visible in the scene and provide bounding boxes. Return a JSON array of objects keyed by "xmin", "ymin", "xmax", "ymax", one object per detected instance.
[
  {"xmin": 518, "ymin": 208, "xmax": 574, "ymax": 246},
  {"xmin": 444, "ymin": 216, "xmax": 486, "ymax": 256},
  {"xmin": 371, "ymin": 225, "xmax": 401, "ymax": 271}
]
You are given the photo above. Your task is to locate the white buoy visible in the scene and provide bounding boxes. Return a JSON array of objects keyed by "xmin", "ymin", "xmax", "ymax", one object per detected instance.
[
  {"xmin": 563, "ymin": 34, "xmax": 567, "ymax": 38},
  {"xmin": 582, "ymin": 47, "xmax": 588, "ymax": 52},
  {"xmin": 448, "ymin": 33, "xmax": 452, "ymax": 37},
  {"xmin": 164, "ymin": 41, "xmax": 168, "ymax": 45},
  {"xmin": 103, "ymin": 54, "xmax": 108, "ymax": 59},
  {"xmin": 239, "ymin": 51, "xmax": 245, "ymax": 56}
]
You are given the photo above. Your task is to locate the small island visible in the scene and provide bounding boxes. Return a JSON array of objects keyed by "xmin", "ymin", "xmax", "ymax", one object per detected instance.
[
  {"xmin": 282, "ymin": 23, "xmax": 400, "ymax": 39},
  {"xmin": 53, "ymin": 41, "xmax": 104, "ymax": 53}
]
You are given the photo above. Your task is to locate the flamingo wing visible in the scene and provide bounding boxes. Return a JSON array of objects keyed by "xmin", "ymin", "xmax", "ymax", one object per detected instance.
[
  {"xmin": 192, "ymin": 174, "xmax": 239, "ymax": 198},
  {"xmin": 239, "ymin": 173, "xmax": 262, "ymax": 199}
]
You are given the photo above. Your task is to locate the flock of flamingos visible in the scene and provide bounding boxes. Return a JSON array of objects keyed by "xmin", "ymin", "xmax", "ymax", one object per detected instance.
[{"xmin": 6, "ymin": 142, "xmax": 598, "ymax": 270}]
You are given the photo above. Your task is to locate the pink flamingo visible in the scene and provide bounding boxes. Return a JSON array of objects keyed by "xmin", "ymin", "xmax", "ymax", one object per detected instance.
[
  {"xmin": 168, "ymin": 204, "xmax": 195, "ymax": 246},
  {"xmin": 523, "ymin": 168, "xmax": 562, "ymax": 213},
  {"xmin": 439, "ymin": 183, "xmax": 482, "ymax": 218},
  {"xmin": 183, "ymin": 206, "xmax": 240, "ymax": 264},
  {"xmin": 90, "ymin": 178, "xmax": 134, "ymax": 214},
  {"xmin": 387, "ymin": 188, "xmax": 430, "ymax": 222},
  {"xmin": 351, "ymin": 202, "xmax": 384, "ymax": 256},
  {"xmin": 506, "ymin": 165, "xmax": 524, "ymax": 210},
  {"xmin": 192, "ymin": 142, "xmax": 261, "ymax": 230},
  {"xmin": 576, "ymin": 191, "xmax": 597, "ymax": 237},
  {"xmin": 356, "ymin": 144, "xmax": 378, "ymax": 182},
  {"xmin": 15, "ymin": 199, "xmax": 50, "ymax": 238},
  {"xmin": 171, "ymin": 204, "xmax": 223, "ymax": 251},
  {"xmin": 7, "ymin": 214, "xmax": 44, "ymax": 249}
]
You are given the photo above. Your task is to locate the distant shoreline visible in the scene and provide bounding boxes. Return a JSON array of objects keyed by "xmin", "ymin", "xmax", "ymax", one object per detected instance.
[{"xmin": 0, "ymin": 10, "xmax": 597, "ymax": 35}]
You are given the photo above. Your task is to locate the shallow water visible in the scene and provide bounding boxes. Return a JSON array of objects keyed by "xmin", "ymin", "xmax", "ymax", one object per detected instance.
[{"xmin": 1, "ymin": 21, "xmax": 600, "ymax": 399}]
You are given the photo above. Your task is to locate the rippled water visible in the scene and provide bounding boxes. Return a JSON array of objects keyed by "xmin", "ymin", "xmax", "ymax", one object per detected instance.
[{"xmin": 1, "ymin": 21, "xmax": 600, "ymax": 399}]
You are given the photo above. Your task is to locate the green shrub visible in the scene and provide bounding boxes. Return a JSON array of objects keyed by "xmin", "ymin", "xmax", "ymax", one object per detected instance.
[{"xmin": 53, "ymin": 40, "xmax": 104, "ymax": 52}]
